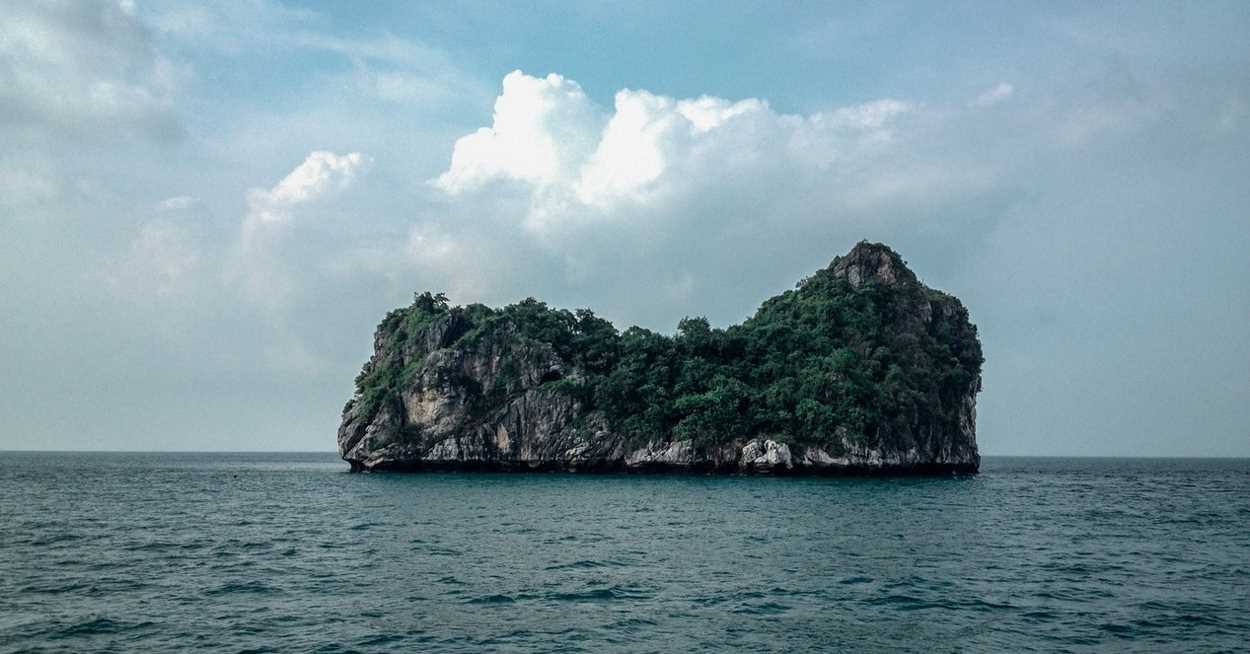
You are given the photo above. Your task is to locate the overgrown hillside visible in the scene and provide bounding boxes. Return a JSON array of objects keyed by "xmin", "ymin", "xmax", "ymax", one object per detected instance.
[{"xmin": 340, "ymin": 241, "xmax": 982, "ymax": 473}]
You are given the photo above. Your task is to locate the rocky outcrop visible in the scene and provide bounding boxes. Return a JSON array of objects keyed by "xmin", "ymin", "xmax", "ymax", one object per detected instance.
[{"xmin": 338, "ymin": 241, "xmax": 982, "ymax": 475}]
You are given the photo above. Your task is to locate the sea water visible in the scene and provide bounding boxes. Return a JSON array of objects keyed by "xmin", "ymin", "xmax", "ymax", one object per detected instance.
[{"xmin": 2, "ymin": 453, "xmax": 1247, "ymax": 652}]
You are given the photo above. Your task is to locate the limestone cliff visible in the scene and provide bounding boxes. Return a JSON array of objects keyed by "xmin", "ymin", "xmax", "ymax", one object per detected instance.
[{"xmin": 338, "ymin": 241, "xmax": 982, "ymax": 474}]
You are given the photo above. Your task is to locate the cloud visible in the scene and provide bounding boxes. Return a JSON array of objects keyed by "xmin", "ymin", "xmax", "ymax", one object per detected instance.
[
  {"xmin": 435, "ymin": 71, "xmax": 917, "ymax": 207},
  {"xmin": 433, "ymin": 70, "xmax": 922, "ymax": 237},
  {"xmin": 156, "ymin": 195, "xmax": 198, "ymax": 211},
  {"xmin": 402, "ymin": 70, "xmax": 1007, "ymax": 331},
  {"xmin": 823, "ymin": 98, "xmax": 914, "ymax": 129},
  {"xmin": 970, "ymin": 82, "xmax": 1015, "ymax": 108},
  {"xmin": 574, "ymin": 92, "xmax": 771, "ymax": 206},
  {"xmin": 435, "ymin": 71, "xmax": 604, "ymax": 193},
  {"xmin": 245, "ymin": 150, "xmax": 366, "ymax": 229},
  {"xmin": 257, "ymin": 150, "xmax": 366, "ymax": 208},
  {"xmin": 0, "ymin": 0, "xmax": 181, "ymax": 136},
  {"xmin": 105, "ymin": 220, "xmax": 202, "ymax": 300},
  {"xmin": 193, "ymin": 149, "xmax": 374, "ymax": 381},
  {"xmin": 146, "ymin": 3, "xmax": 484, "ymax": 109},
  {"xmin": 233, "ymin": 150, "xmax": 368, "ymax": 311},
  {"xmin": 0, "ymin": 164, "xmax": 59, "ymax": 211}
]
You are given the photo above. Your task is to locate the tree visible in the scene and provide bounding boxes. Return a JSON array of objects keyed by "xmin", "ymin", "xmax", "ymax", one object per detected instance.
[{"xmin": 413, "ymin": 291, "xmax": 449, "ymax": 314}]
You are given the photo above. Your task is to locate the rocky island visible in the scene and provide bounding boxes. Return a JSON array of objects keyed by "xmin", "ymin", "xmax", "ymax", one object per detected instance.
[{"xmin": 338, "ymin": 242, "xmax": 983, "ymax": 474}]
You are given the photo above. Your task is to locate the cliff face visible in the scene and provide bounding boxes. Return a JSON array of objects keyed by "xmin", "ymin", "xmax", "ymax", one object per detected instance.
[
  {"xmin": 338, "ymin": 315, "xmax": 621, "ymax": 470},
  {"xmin": 338, "ymin": 241, "xmax": 982, "ymax": 474}
]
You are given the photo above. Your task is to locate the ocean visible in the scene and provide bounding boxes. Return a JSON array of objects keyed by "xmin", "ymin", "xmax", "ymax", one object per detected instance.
[{"xmin": 1, "ymin": 453, "xmax": 1247, "ymax": 653}]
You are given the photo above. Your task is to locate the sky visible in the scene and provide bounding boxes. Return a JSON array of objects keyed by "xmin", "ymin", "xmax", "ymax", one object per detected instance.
[{"xmin": 1, "ymin": 1, "xmax": 1247, "ymax": 456}]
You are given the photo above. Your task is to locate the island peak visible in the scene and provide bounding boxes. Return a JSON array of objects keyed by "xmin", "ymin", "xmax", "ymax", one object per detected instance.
[{"xmin": 829, "ymin": 240, "xmax": 918, "ymax": 289}]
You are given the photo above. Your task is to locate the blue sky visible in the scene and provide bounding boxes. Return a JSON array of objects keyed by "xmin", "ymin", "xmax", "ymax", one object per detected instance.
[{"xmin": 1, "ymin": 1, "xmax": 1247, "ymax": 455}]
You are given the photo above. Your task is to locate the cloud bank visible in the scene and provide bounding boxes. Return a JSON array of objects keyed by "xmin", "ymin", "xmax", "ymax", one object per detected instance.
[
  {"xmin": 435, "ymin": 70, "xmax": 922, "ymax": 224},
  {"xmin": 407, "ymin": 70, "xmax": 991, "ymax": 329},
  {"xmin": 0, "ymin": 1, "xmax": 179, "ymax": 136}
]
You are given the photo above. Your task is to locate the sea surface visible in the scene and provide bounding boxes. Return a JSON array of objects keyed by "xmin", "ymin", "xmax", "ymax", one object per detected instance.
[{"xmin": 1, "ymin": 453, "xmax": 1247, "ymax": 653}]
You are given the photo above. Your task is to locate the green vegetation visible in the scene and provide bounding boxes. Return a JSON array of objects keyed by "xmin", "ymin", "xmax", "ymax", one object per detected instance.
[{"xmin": 348, "ymin": 246, "xmax": 982, "ymax": 454}]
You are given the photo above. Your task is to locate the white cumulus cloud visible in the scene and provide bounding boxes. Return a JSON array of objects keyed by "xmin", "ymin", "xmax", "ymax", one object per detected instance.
[
  {"xmin": 233, "ymin": 150, "xmax": 368, "ymax": 311},
  {"xmin": 435, "ymin": 71, "xmax": 603, "ymax": 193},
  {"xmin": 399, "ymin": 70, "xmax": 1003, "ymax": 329},
  {"xmin": 432, "ymin": 70, "xmax": 920, "ymax": 236},
  {"xmin": 246, "ymin": 150, "xmax": 366, "ymax": 226}
]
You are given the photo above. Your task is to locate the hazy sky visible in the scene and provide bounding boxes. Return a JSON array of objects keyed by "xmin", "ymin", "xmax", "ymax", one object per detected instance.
[{"xmin": 2, "ymin": 1, "xmax": 1247, "ymax": 455}]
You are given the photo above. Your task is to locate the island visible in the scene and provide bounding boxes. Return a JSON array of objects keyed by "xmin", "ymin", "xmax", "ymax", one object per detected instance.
[{"xmin": 338, "ymin": 241, "xmax": 983, "ymax": 474}]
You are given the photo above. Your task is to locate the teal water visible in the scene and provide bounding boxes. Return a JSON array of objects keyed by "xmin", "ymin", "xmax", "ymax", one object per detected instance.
[{"xmin": 1, "ymin": 453, "xmax": 1247, "ymax": 653}]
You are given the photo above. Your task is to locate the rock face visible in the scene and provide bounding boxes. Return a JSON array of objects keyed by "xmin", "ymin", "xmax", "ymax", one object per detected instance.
[{"xmin": 339, "ymin": 241, "xmax": 983, "ymax": 475}]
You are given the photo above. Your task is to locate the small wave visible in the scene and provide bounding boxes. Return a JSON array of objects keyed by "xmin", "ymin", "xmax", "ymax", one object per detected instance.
[
  {"xmin": 963, "ymin": 598, "xmax": 1016, "ymax": 611},
  {"xmin": 733, "ymin": 601, "xmax": 791, "ymax": 615},
  {"xmin": 542, "ymin": 559, "xmax": 623, "ymax": 571},
  {"xmin": 1173, "ymin": 614, "xmax": 1226, "ymax": 627},
  {"xmin": 611, "ymin": 617, "xmax": 658, "ymax": 628},
  {"xmin": 123, "ymin": 541, "xmax": 182, "ymax": 552},
  {"xmin": 1098, "ymin": 622, "xmax": 1136, "ymax": 638},
  {"xmin": 549, "ymin": 585, "xmax": 650, "ymax": 602},
  {"xmin": 733, "ymin": 590, "xmax": 769, "ymax": 601},
  {"xmin": 474, "ymin": 629, "xmax": 537, "ymax": 646},
  {"xmin": 867, "ymin": 593, "xmax": 939, "ymax": 610},
  {"xmin": 211, "ymin": 539, "xmax": 274, "ymax": 554},
  {"xmin": 1130, "ymin": 606, "xmax": 1226, "ymax": 629},
  {"xmin": 17, "ymin": 580, "xmax": 92, "ymax": 594},
  {"xmin": 28, "ymin": 533, "xmax": 83, "ymax": 547},
  {"xmin": 49, "ymin": 617, "xmax": 155, "ymax": 639},
  {"xmin": 204, "ymin": 580, "xmax": 280, "ymax": 596},
  {"xmin": 352, "ymin": 633, "xmax": 408, "ymax": 647},
  {"xmin": 690, "ymin": 594, "xmax": 729, "ymax": 607},
  {"xmin": 464, "ymin": 594, "xmax": 516, "ymax": 605}
]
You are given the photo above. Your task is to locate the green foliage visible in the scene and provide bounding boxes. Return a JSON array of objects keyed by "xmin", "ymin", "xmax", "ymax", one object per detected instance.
[
  {"xmin": 413, "ymin": 291, "xmax": 449, "ymax": 313},
  {"xmin": 350, "ymin": 249, "xmax": 983, "ymax": 452}
]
